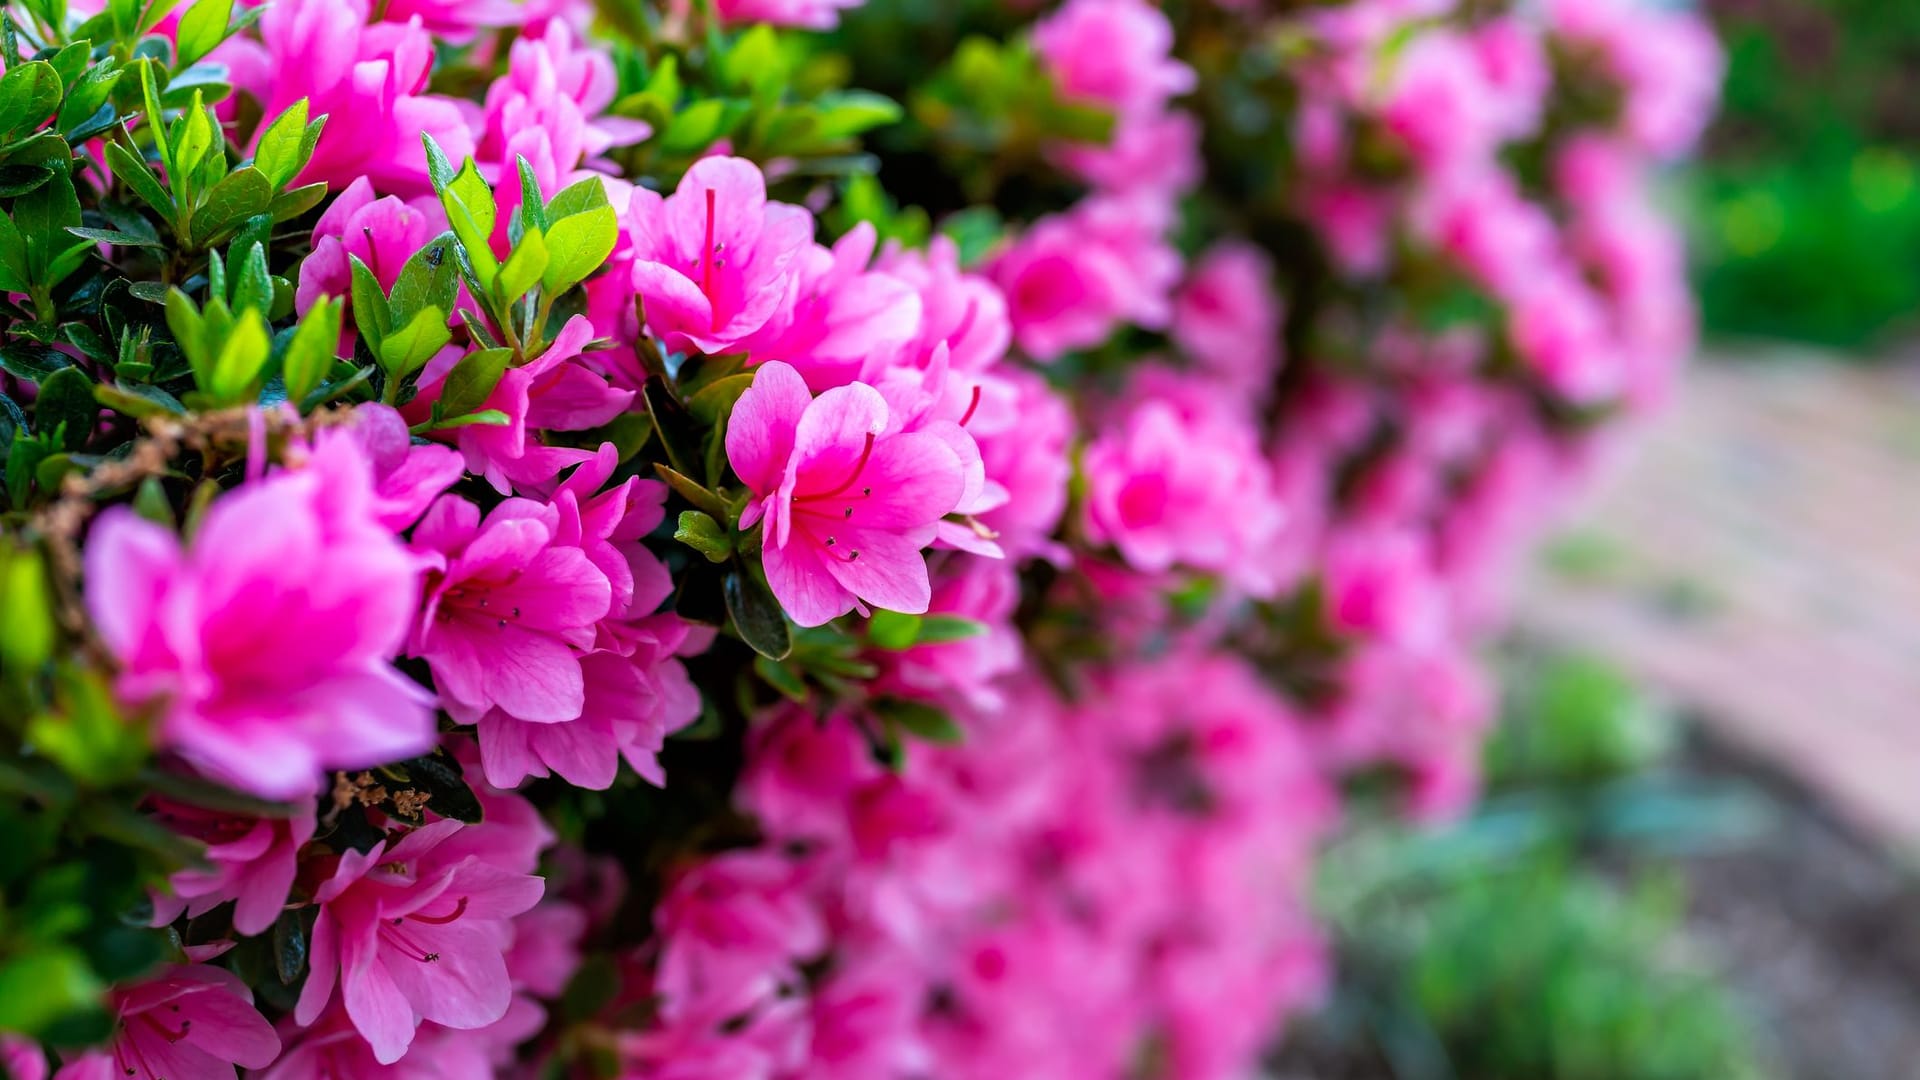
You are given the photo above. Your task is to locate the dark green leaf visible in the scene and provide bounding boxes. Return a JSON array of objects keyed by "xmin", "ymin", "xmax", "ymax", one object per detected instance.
[
  {"xmin": 874, "ymin": 697, "xmax": 965, "ymax": 744},
  {"xmin": 34, "ymin": 366, "xmax": 94, "ymax": 450},
  {"xmin": 653, "ymin": 462, "xmax": 730, "ymax": 521},
  {"xmin": 0, "ymin": 61, "xmax": 61, "ymax": 141},
  {"xmin": 438, "ymin": 346, "xmax": 510, "ymax": 418},
  {"xmin": 190, "ymin": 166, "xmax": 271, "ymax": 247},
  {"xmin": 272, "ymin": 908, "xmax": 307, "ymax": 985},
  {"xmin": 387, "ymin": 231, "xmax": 458, "ymax": 327},
  {"xmin": 0, "ymin": 342, "xmax": 69, "ymax": 382},
  {"xmin": 725, "ymin": 567, "xmax": 792, "ymax": 661}
]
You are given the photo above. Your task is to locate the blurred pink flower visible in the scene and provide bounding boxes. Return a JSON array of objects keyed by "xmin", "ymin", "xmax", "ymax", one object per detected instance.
[
  {"xmin": 85, "ymin": 439, "xmax": 435, "ymax": 800},
  {"xmin": 149, "ymin": 799, "xmax": 315, "ymax": 936},
  {"xmin": 53, "ymin": 965, "xmax": 279, "ymax": 1080}
]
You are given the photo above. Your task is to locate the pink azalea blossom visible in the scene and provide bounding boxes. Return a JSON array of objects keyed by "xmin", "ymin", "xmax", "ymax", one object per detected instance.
[
  {"xmin": 726, "ymin": 361, "xmax": 967, "ymax": 626},
  {"xmin": 1172, "ymin": 241, "xmax": 1284, "ymax": 397},
  {"xmin": 741, "ymin": 223, "xmax": 923, "ymax": 392},
  {"xmin": 712, "ymin": 0, "xmax": 866, "ymax": 31},
  {"xmin": 149, "ymin": 798, "xmax": 315, "ymax": 936},
  {"xmin": 1053, "ymin": 107, "xmax": 1202, "ymax": 198},
  {"xmin": 84, "ymin": 438, "xmax": 435, "ymax": 799},
  {"xmin": 414, "ymin": 317, "xmax": 634, "ymax": 494},
  {"xmin": 1080, "ymin": 398, "xmax": 1286, "ymax": 595},
  {"xmin": 296, "ymin": 404, "xmax": 464, "ymax": 533},
  {"xmin": 1033, "ymin": 0, "xmax": 1196, "ymax": 119},
  {"xmin": 259, "ymin": 1006, "xmax": 496, "ymax": 1080},
  {"xmin": 295, "ymin": 819, "xmax": 545, "ymax": 1064},
  {"xmin": 627, "ymin": 157, "xmax": 815, "ymax": 355},
  {"xmin": 225, "ymin": 0, "xmax": 474, "ymax": 197},
  {"xmin": 408, "ymin": 492, "xmax": 613, "ymax": 728},
  {"xmin": 872, "ymin": 236, "xmax": 1012, "ymax": 375},
  {"xmin": 52, "ymin": 965, "xmax": 279, "ymax": 1080},
  {"xmin": 990, "ymin": 194, "xmax": 1181, "ymax": 362},
  {"xmin": 295, "ymin": 178, "xmax": 446, "ymax": 318}
]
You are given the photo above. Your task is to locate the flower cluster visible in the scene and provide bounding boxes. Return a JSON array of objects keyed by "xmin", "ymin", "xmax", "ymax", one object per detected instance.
[{"xmin": 0, "ymin": 0, "xmax": 1715, "ymax": 1076}]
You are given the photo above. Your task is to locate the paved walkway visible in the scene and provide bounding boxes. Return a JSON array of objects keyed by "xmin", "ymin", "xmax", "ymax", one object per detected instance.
[{"xmin": 1519, "ymin": 347, "xmax": 1920, "ymax": 852}]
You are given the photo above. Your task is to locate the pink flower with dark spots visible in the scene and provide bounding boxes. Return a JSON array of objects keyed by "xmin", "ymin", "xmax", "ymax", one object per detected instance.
[
  {"xmin": 51, "ymin": 965, "xmax": 279, "ymax": 1080},
  {"xmin": 727, "ymin": 361, "xmax": 967, "ymax": 627},
  {"xmin": 294, "ymin": 819, "xmax": 545, "ymax": 1064}
]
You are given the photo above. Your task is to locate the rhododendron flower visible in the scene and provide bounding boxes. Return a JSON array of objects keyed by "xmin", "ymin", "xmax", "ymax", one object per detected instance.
[
  {"xmin": 712, "ymin": 0, "xmax": 866, "ymax": 31},
  {"xmin": 1033, "ymin": 0, "xmax": 1195, "ymax": 119},
  {"xmin": 149, "ymin": 799, "xmax": 315, "ymax": 936},
  {"xmin": 260, "ymin": 1006, "xmax": 497, "ymax": 1080},
  {"xmin": 416, "ymin": 317, "xmax": 633, "ymax": 494},
  {"xmin": 1172, "ymin": 241, "xmax": 1283, "ymax": 395},
  {"xmin": 408, "ymin": 493, "xmax": 612, "ymax": 727},
  {"xmin": 742, "ymin": 223, "xmax": 922, "ymax": 391},
  {"xmin": 53, "ymin": 965, "xmax": 279, "ymax": 1080},
  {"xmin": 991, "ymin": 194, "xmax": 1180, "ymax": 362},
  {"xmin": 225, "ymin": 0, "xmax": 473, "ymax": 197},
  {"xmin": 296, "ymin": 819, "xmax": 545, "ymax": 1064},
  {"xmin": 1081, "ymin": 399, "xmax": 1286, "ymax": 594},
  {"xmin": 303, "ymin": 404, "xmax": 464, "ymax": 533},
  {"xmin": 85, "ymin": 438, "xmax": 435, "ymax": 799},
  {"xmin": 296, "ymin": 178, "xmax": 446, "ymax": 317},
  {"xmin": 627, "ymin": 157, "xmax": 814, "ymax": 355},
  {"xmin": 873, "ymin": 236, "xmax": 1012, "ymax": 375},
  {"xmin": 726, "ymin": 361, "xmax": 967, "ymax": 626},
  {"xmin": 652, "ymin": 849, "xmax": 827, "ymax": 1020}
]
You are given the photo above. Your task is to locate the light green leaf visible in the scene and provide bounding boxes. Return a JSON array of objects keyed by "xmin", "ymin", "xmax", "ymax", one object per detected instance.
[
  {"xmin": 378, "ymin": 304, "xmax": 451, "ymax": 379},
  {"xmin": 208, "ymin": 306, "xmax": 269, "ymax": 401},
  {"xmin": 438, "ymin": 345, "xmax": 511, "ymax": 418},
  {"xmin": 280, "ymin": 295, "xmax": 340, "ymax": 406},
  {"xmin": 540, "ymin": 203, "xmax": 616, "ymax": 295},
  {"xmin": 174, "ymin": 0, "xmax": 233, "ymax": 68},
  {"xmin": 496, "ymin": 226, "xmax": 548, "ymax": 307},
  {"xmin": 251, "ymin": 97, "xmax": 311, "ymax": 190},
  {"xmin": 387, "ymin": 232, "xmax": 458, "ymax": 327}
]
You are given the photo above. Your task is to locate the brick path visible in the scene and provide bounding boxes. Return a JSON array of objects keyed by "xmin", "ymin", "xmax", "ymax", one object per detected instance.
[{"xmin": 1519, "ymin": 347, "xmax": 1920, "ymax": 850}]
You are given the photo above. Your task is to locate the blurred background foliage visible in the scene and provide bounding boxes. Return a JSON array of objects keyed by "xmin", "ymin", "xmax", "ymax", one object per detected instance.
[
  {"xmin": 1276, "ymin": 647, "xmax": 1780, "ymax": 1079},
  {"xmin": 1693, "ymin": 0, "xmax": 1920, "ymax": 351}
]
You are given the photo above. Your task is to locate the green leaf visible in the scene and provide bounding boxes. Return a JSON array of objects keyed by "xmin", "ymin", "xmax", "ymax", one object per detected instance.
[
  {"xmin": 541, "ymin": 203, "xmax": 616, "ymax": 295},
  {"xmin": 250, "ymin": 96, "xmax": 312, "ymax": 190},
  {"xmin": 0, "ymin": 342, "xmax": 68, "ymax": 382},
  {"xmin": 208, "ymin": 307, "xmax": 269, "ymax": 402},
  {"xmin": 0, "ymin": 211, "xmax": 26, "ymax": 292},
  {"xmin": 420, "ymin": 408, "xmax": 508, "ymax": 431},
  {"xmin": 346, "ymin": 254, "xmax": 390, "ymax": 349},
  {"xmin": 812, "ymin": 90, "xmax": 904, "ymax": 141},
  {"xmin": 0, "ymin": 61, "xmax": 61, "ymax": 141},
  {"xmin": 659, "ymin": 97, "xmax": 731, "ymax": 154},
  {"xmin": 267, "ymin": 180, "xmax": 327, "ymax": 222},
  {"xmin": 753, "ymin": 654, "xmax": 809, "ymax": 702},
  {"xmin": 725, "ymin": 568, "xmax": 792, "ymax": 661},
  {"xmin": 721, "ymin": 24, "xmax": 784, "ymax": 94},
  {"xmin": 163, "ymin": 286, "xmax": 207, "ymax": 385},
  {"xmin": 0, "ymin": 948, "xmax": 102, "ymax": 1037},
  {"xmin": 15, "ymin": 169, "xmax": 86, "ymax": 285},
  {"xmin": 227, "ymin": 240, "xmax": 271, "ymax": 314},
  {"xmin": 105, "ymin": 139, "xmax": 173, "ymax": 224},
  {"xmin": 190, "ymin": 166, "xmax": 272, "ymax": 248},
  {"xmin": 653, "ymin": 462, "xmax": 730, "ymax": 521},
  {"xmin": 35, "ymin": 366, "xmax": 95, "ymax": 450},
  {"xmin": 377, "ymin": 305, "xmax": 451, "ymax": 380},
  {"xmin": 495, "ymin": 226, "xmax": 548, "ymax": 307},
  {"xmin": 279, "ymin": 295, "xmax": 340, "ymax": 406},
  {"xmin": 387, "ymin": 232, "xmax": 458, "ymax": 327},
  {"xmin": 914, "ymin": 615, "xmax": 988, "ymax": 644},
  {"xmin": 272, "ymin": 908, "xmax": 307, "ymax": 985},
  {"xmin": 93, "ymin": 381, "xmax": 183, "ymax": 419},
  {"xmin": 674, "ymin": 510, "xmax": 732, "ymax": 563},
  {"xmin": 874, "ymin": 697, "xmax": 965, "ymax": 744},
  {"xmin": 515, "ymin": 155, "xmax": 548, "ymax": 234},
  {"xmin": 173, "ymin": 0, "xmax": 233, "ymax": 69},
  {"xmin": 0, "ymin": 541, "xmax": 56, "ymax": 670},
  {"xmin": 866, "ymin": 609, "xmax": 922, "ymax": 650},
  {"xmin": 64, "ymin": 226, "xmax": 162, "ymax": 248},
  {"xmin": 56, "ymin": 56, "xmax": 120, "ymax": 137},
  {"xmin": 137, "ymin": 57, "xmax": 170, "ymax": 173},
  {"xmin": 438, "ymin": 345, "xmax": 511, "ymax": 418},
  {"xmin": 685, "ymin": 372, "xmax": 755, "ymax": 426},
  {"xmin": 547, "ymin": 176, "xmax": 610, "ymax": 221}
]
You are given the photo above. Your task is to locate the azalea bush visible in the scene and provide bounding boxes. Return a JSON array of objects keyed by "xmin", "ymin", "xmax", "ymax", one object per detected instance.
[{"xmin": 0, "ymin": 0, "xmax": 1717, "ymax": 1077}]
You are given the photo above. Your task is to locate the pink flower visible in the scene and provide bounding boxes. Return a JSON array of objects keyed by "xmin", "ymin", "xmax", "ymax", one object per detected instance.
[
  {"xmin": 872, "ymin": 236, "xmax": 1012, "ymax": 375},
  {"xmin": 259, "ymin": 1007, "xmax": 496, "ymax": 1080},
  {"xmin": 990, "ymin": 194, "xmax": 1181, "ymax": 362},
  {"xmin": 300, "ymin": 404, "xmax": 464, "ymax": 533},
  {"xmin": 1054, "ymin": 108, "xmax": 1202, "ymax": 198},
  {"xmin": 376, "ymin": 0, "xmax": 523, "ymax": 41},
  {"xmin": 1506, "ymin": 270, "xmax": 1625, "ymax": 404},
  {"xmin": 627, "ymin": 157, "xmax": 815, "ymax": 355},
  {"xmin": 295, "ymin": 819, "xmax": 545, "ymax": 1064},
  {"xmin": 652, "ymin": 849, "xmax": 827, "ymax": 1021},
  {"xmin": 873, "ymin": 558, "xmax": 1023, "ymax": 713},
  {"xmin": 1081, "ymin": 399, "xmax": 1286, "ymax": 595},
  {"xmin": 726, "ymin": 361, "xmax": 967, "ymax": 627},
  {"xmin": 415, "ymin": 317, "xmax": 633, "ymax": 494},
  {"xmin": 741, "ymin": 223, "xmax": 923, "ymax": 392},
  {"xmin": 1379, "ymin": 30, "xmax": 1504, "ymax": 174},
  {"xmin": 227, "ymin": 0, "xmax": 474, "ymax": 197},
  {"xmin": 2, "ymin": 1037, "xmax": 44, "ymax": 1080},
  {"xmin": 295, "ymin": 178, "xmax": 446, "ymax": 318},
  {"xmin": 84, "ymin": 438, "xmax": 435, "ymax": 799},
  {"xmin": 1033, "ymin": 0, "xmax": 1195, "ymax": 119},
  {"xmin": 1322, "ymin": 526, "xmax": 1446, "ymax": 649},
  {"xmin": 149, "ymin": 799, "xmax": 315, "ymax": 936},
  {"xmin": 1172, "ymin": 241, "xmax": 1283, "ymax": 396},
  {"xmin": 52, "ymin": 965, "xmax": 279, "ymax": 1080},
  {"xmin": 474, "ymin": 22, "xmax": 650, "ymax": 212},
  {"xmin": 712, "ymin": 0, "xmax": 866, "ymax": 31},
  {"xmin": 408, "ymin": 493, "xmax": 613, "ymax": 727},
  {"xmin": 966, "ymin": 368, "xmax": 1073, "ymax": 562}
]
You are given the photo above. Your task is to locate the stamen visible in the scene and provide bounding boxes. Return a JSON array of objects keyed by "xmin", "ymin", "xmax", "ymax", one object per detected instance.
[
  {"xmin": 959, "ymin": 385, "xmax": 983, "ymax": 427},
  {"xmin": 796, "ymin": 433, "xmax": 877, "ymax": 503},
  {"xmin": 409, "ymin": 896, "xmax": 470, "ymax": 925},
  {"xmin": 702, "ymin": 188, "xmax": 720, "ymax": 332}
]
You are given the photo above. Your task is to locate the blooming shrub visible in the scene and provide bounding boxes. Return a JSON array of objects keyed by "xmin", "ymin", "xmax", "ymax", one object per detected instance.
[{"xmin": 0, "ymin": 0, "xmax": 1716, "ymax": 1077}]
